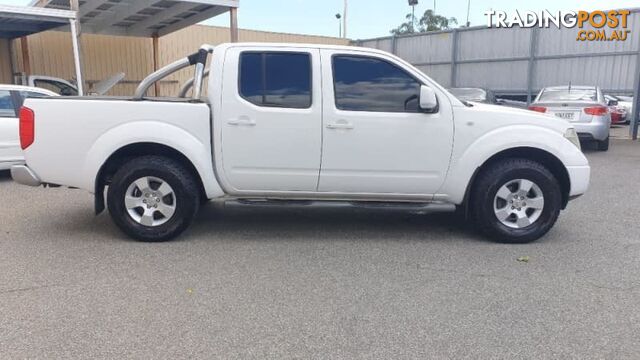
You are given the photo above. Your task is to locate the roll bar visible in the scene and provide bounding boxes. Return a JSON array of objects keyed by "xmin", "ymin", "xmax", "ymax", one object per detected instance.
[
  {"xmin": 133, "ymin": 44, "xmax": 215, "ymax": 101},
  {"xmin": 179, "ymin": 69, "xmax": 210, "ymax": 98}
]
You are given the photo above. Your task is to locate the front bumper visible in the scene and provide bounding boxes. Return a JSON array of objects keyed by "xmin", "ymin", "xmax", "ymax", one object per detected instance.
[
  {"xmin": 11, "ymin": 165, "xmax": 42, "ymax": 187},
  {"xmin": 567, "ymin": 165, "xmax": 590, "ymax": 198}
]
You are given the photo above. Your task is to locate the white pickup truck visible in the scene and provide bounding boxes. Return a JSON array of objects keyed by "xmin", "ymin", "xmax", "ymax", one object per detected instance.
[{"xmin": 11, "ymin": 43, "xmax": 590, "ymax": 243}]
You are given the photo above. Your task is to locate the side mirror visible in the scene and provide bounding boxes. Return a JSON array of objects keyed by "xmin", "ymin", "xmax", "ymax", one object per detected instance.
[
  {"xmin": 608, "ymin": 99, "xmax": 618, "ymax": 106},
  {"xmin": 419, "ymin": 85, "xmax": 438, "ymax": 112}
]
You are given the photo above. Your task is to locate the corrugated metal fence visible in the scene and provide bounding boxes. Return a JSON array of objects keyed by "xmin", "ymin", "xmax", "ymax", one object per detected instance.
[
  {"xmin": 353, "ymin": 9, "xmax": 640, "ymax": 138},
  {"xmin": 354, "ymin": 12, "xmax": 640, "ymax": 97}
]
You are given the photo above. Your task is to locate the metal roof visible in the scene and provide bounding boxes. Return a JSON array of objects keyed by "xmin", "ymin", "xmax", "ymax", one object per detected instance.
[
  {"xmin": 32, "ymin": 0, "xmax": 239, "ymax": 37},
  {"xmin": 0, "ymin": 4, "xmax": 75, "ymax": 39}
]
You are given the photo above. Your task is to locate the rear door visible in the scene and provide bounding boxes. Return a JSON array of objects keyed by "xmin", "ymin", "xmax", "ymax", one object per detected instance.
[
  {"xmin": 219, "ymin": 46, "xmax": 322, "ymax": 192},
  {"xmin": 0, "ymin": 90, "xmax": 21, "ymax": 164}
]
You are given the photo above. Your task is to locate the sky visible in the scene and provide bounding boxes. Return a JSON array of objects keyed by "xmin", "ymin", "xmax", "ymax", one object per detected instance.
[{"xmin": 1, "ymin": 0, "xmax": 638, "ymax": 39}]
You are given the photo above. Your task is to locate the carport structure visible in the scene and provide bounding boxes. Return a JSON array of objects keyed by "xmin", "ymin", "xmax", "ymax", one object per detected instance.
[
  {"xmin": 0, "ymin": 4, "xmax": 80, "ymax": 89},
  {"xmin": 18, "ymin": 0, "xmax": 239, "ymax": 95}
]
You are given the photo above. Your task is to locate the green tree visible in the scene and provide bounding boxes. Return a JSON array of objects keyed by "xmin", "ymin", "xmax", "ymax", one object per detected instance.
[{"xmin": 391, "ymin": 10, "xmax": 458, "ymax": 35}]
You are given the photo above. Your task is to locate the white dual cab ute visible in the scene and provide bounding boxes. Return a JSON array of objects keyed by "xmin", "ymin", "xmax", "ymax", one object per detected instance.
[{"xmin": 12, "ymin": 43, "xmax": 590, "ymax": 243}]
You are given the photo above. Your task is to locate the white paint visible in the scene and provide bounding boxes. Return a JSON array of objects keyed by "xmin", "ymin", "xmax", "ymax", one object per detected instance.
[{"xmin": 19, "ymin": 43, "xmax": 590, "ymax": 209}]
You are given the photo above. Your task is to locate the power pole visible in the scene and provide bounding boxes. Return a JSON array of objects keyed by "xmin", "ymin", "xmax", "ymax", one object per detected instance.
[
  {"xmin": 466, "ymin": 0, "xmax": 471, "ymax": 27},
  {"xmin": 343, "ymin": 0, "xmax": 348, "ymax": 38}
]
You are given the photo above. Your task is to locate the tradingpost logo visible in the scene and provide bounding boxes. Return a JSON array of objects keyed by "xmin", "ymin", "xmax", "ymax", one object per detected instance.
[{"xmin": 484, "ymin": 10, "xmax": 632, "ymax": 41}]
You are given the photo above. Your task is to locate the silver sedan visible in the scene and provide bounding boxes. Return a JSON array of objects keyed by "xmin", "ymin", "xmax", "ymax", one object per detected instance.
[{"xmin": 529, "ymin": 85, "xmax": 611, "ymax": 151}]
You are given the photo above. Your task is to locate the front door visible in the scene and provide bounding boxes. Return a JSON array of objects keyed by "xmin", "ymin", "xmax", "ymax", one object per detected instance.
[
  {"xmin": 318, "ymin": 50, "xmax": 454, "ymax": 195},
  {"xmin": 219, "ymin": 47, "xmax": 322, "ymax": 192},
  {"xmin": 0, "ymin": 90, "xmax": 21, "ymax": 165}
]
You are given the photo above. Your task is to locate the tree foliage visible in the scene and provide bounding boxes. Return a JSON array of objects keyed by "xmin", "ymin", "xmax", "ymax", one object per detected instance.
[{"xmin": 391, "ymin": 10, "xmax": 458, "ymax": 35}]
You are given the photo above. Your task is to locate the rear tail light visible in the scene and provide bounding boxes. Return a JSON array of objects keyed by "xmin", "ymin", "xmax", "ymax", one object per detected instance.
[
  {"xmin": 584, "ymin": 106, "xmax": 609, "ymax": 116},
  {"xmin": 19, "ymin": 106, "xmax": 35, "ymax": 150},
  {"xmin": 528, "ymin": 106, "xmax": 547, "ymax": 113}
]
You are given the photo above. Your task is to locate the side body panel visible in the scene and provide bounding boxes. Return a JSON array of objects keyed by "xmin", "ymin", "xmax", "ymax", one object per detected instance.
[
  {"xmin": 22, "ymin": 99, "xmax": 224, "ymax": 198},
  {"xmin": 439, "ymin": 103, "xmax": 590, "ymax": 204}
]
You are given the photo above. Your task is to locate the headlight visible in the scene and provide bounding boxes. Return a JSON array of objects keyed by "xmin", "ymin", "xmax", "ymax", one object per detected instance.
[{"xmin": 564, "ymin": 128, "xmax": 581, "ymax": 150}]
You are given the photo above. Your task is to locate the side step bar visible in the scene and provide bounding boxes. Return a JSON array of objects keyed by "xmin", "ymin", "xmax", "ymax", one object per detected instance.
[{"xmin": 225, "ymin": 199, "xmax": 456, "ymax": 213}]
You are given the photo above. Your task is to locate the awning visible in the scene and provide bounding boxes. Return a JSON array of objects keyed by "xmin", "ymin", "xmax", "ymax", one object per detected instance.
[
  {"xmin": 0, "ymin": 4, "xmax": 75, "ymax": 39},
  {"xmin": 32, "ymin": 0, "xmax": 239, "ymax": 37}
]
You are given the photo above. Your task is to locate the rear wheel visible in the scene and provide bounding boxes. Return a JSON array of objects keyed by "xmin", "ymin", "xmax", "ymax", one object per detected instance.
[
  {"xmin": 596, "ymin": 136, "xmax": 609, "ymax": 151},
  {"xmin": 470, "ymin": 158, "xmax": 562, "ymax": 243},
  {"xmin": 107, "ymin": 156, "xmax": 200, "ymax": 242}
]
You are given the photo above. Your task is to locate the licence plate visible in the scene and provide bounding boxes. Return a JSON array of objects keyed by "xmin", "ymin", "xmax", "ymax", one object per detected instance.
[{"xmin": 554, "ymin": 112, "xmax": 575, "ymax": 120}]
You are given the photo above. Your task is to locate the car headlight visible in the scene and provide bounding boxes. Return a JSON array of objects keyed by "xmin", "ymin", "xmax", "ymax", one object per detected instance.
[{"xmin": 564, "ymin": 128, "xmax": 581, "ymax": 150}]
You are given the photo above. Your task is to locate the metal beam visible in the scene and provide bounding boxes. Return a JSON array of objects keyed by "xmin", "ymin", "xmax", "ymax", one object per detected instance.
[
  {"xmin": 152, "ymin": 35, "xmax": 160, "ymax": 96},
  {"xmin": 126, "ymin": 2, "xmax": 197, "ymax": 36},
  {"xmin": 69, "ymin": 0, "xmax": 84, "ymax": 96},
  {"xmin": 157, "ymin": 6, "xmax": 229, "ymax": 37},
  {"xmin": 20, "ymin": 36, "xmax": 30, "ymax": 76},
  {"xmin": 449, "ymin": 29, "xmax": 458, "ymax": 88},
  {"xmin": 77, "ymin": 0, "xmax": 108, "ymax": 17},
  {"xmin": 229, "ymin": 6, "xmax": 238, "ymax": 42},
  {"xmin": 90, "ymin": 0, "xmax": 160, "ymax": 34},
  {"xmin": 0, "ymin": 4, "xmax": 75, "ymax": 23},
  {"xmin": 526, "ymin": 28, "xmax": 538, "ymax": 105},
  {"xmin": 0, "ymin": 23, "xmax": 45, "ymax": 33},
  {"xmin": 630, "ymin": 40, "xmax": 640, "ymax": 140}
]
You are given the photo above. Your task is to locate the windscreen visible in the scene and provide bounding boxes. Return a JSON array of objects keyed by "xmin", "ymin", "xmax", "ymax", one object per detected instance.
[
  {"xmin": 539, "ymin": 88, "xmax": 597, "ymax": 102},
  {"xmin": 448, "ymin": 88, "xmax": 487, "ymax": 102}
]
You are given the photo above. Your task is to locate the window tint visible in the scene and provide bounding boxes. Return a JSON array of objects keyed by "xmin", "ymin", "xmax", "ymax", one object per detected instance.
[
  {"xmin": 239, "ymin": 52, "xmax": 311, "ymax": 109},
  {"xmin": 0, "ymin": 90, "xmax": 16, "ymax": 117},
  {"xmin": 333, "ymin": 55, "xmax": 422, "ymax": 112}
]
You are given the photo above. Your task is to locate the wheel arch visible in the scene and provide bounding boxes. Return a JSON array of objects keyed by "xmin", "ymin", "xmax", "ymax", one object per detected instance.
[
  {"xmin": 94, "ymin": 142, "xmax": 207, "ymax": 214},
  {"xmin": 461, "ymin": 147, "xmax": 571, "ymax": 218}
]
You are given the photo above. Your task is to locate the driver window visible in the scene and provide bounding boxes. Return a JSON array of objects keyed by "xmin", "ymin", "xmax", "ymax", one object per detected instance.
[{"xmin": 332, "ymin": 55, "xmax": 422, "ymax": 113}]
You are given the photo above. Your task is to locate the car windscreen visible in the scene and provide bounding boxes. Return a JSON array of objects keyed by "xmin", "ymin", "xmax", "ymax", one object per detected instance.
[
  {"xmin": 539, "ymin": 88, "xmax": 597, "ymax": 102},
  {"xmin": 448, "ymin": 88, "xmax": 487, "ymax": 102}
]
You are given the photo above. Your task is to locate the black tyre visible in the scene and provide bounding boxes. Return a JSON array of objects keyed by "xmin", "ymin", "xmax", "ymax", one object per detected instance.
[
  {"xmin": 107, "ymin": 156, "xmax": 201, "ymax": 242},
  {"xmin": 470, "ymin": 158, "xmax": 562, "ymax": 243},
  {"xmin": 596, "ymin": 136, "xmax": 609, "ymax": 151}
]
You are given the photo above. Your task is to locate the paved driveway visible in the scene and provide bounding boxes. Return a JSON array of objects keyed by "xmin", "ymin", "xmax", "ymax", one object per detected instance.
[{"xmin": 1, "ymin": 140, "xmax": 639, "ymax": 359}]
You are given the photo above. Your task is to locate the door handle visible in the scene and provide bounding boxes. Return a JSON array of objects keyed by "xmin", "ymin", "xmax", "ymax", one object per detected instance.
[
  {"xmin": 326, "ymin": 121, "xmax": 354, "ymax": 130},
  {"xmin": 228, "ymin": 118, "xmax": 256, "ymax": 127}
]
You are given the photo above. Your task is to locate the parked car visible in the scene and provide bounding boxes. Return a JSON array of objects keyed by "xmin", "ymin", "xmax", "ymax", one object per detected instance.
[
  {"xmin": 11, "ymin": 43, "xmax": 590, "ymax": 244},
  {"xmin": 16, "ymin": 73, "xmax": 125, "ymax": 96},
  {"xmin": 447, "ymin": 87, "xmax": 527, "ymax": 109},
  {"xmin": 0, "ymin": 85, "xmax": 58, "ymax": 171},
  {"xmin": 448, "ymin": 88, "xmax": 496, "ymax": 103},
  {"xmin": 605, "ymin": 95, "xmax": 632, "ymax": 124},
  {"xmin": 529, "ymin": 86, "xmax": 611, "ymax": 151}
]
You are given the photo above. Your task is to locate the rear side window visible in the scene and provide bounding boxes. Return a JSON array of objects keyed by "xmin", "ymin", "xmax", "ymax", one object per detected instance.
[
  {"xmin": 333, "ymin": 55, "xmax": 422, "ymax": 112},
  {"xmin": 239, "ymin": 52, "xmax": 312, "ymax": 109},
  {"xmin": 0, "ymin": 90, "xmax": 16, "ymax": 117}
]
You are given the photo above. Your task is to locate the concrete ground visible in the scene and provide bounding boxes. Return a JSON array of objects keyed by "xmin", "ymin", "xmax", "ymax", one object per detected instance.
[{"xmin": 1, "ymin": 140, "xmax": 639, "ymax": 359}]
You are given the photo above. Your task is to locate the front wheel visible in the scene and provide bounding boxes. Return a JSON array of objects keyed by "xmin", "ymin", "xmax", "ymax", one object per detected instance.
[
  {"xmin": 470, "ymin": 158, "xmax": 562, "ymax": 243},
  {"xmin": 107, "ymin": 156, "xmax": 201, "ymax": 242}
]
